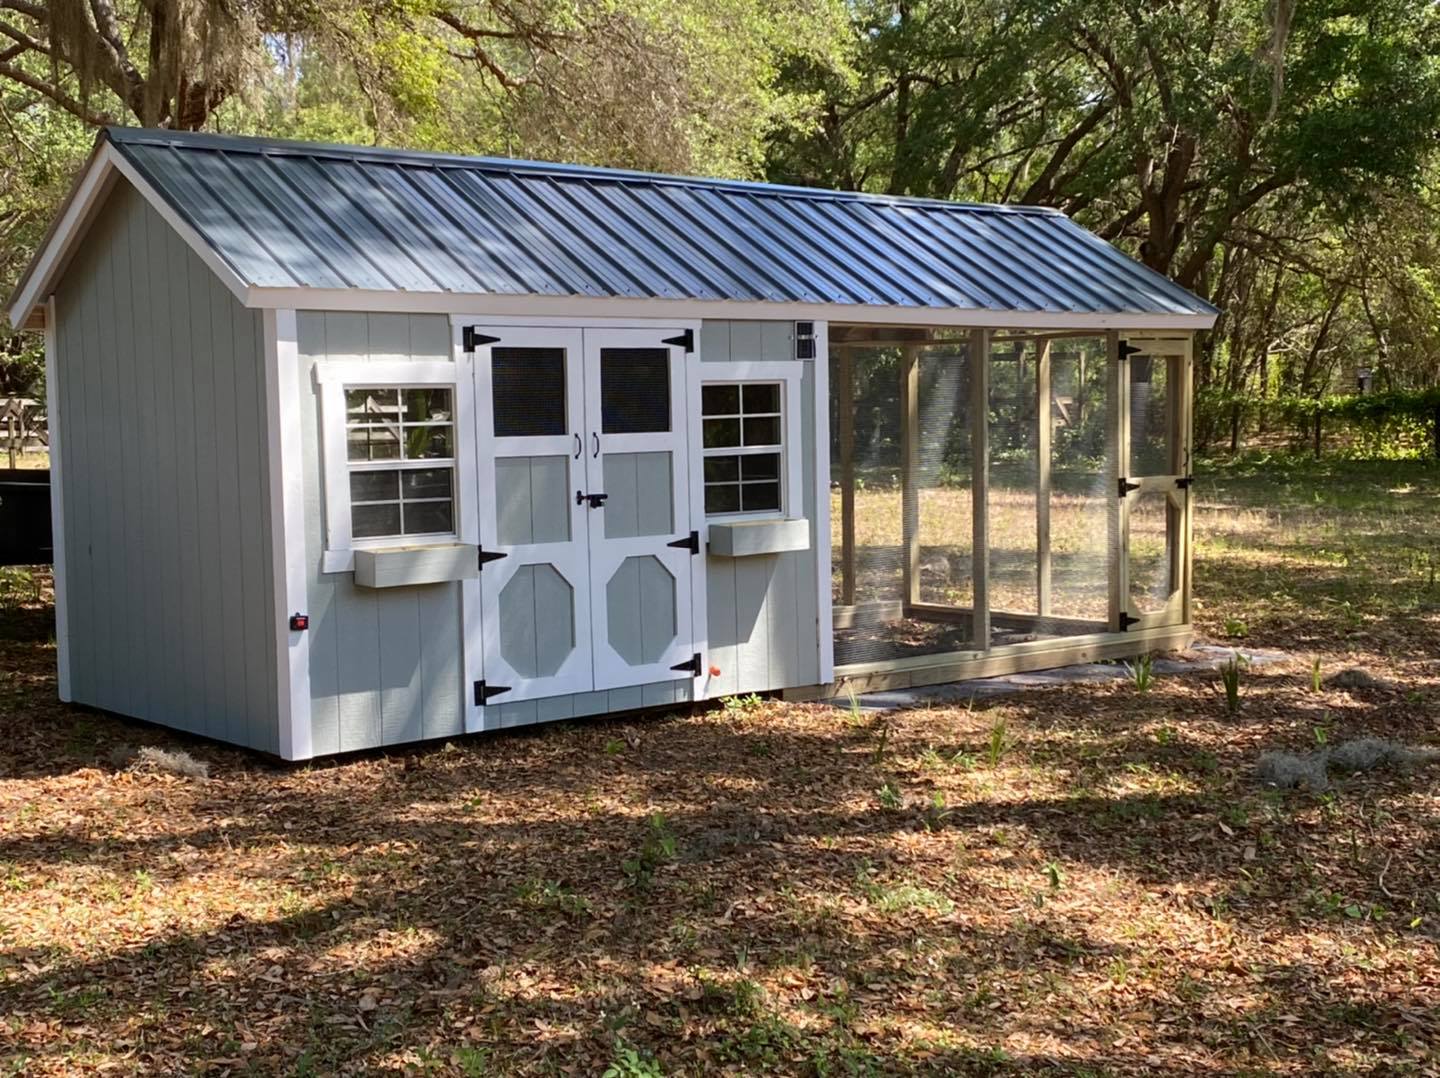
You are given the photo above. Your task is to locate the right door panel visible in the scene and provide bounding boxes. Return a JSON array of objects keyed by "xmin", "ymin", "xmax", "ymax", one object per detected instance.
[
  {"xmin": 582, "ymin": 328, "xmax": 697, "ymax": 691},
  {"xmin": 1120, "ymin": 341, "xmax": 1189, "ymax": 630}
]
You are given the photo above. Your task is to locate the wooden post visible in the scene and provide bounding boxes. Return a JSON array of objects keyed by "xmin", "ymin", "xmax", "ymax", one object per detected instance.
[
  {"xmin": 839, "ymin": 347, "xmax": 856, "ymax": 607},
  {"xmin": 1036, "ymin": 339, "xmax": 1052, "ymax": 616},
  {"xmin": 901, "ymin": 344, "xmax": 920, "ymax": 607},
  {"xmin": 1108, "ymin": 331, "xmax": 1127, "ymax": 634},
  {"xmin": 1179, "ymin": 338, "xmax": 1195, "ymax": 627},
  {"xmin": 971, "ymin": 328, "xmax": 991, "ymax": 649}
]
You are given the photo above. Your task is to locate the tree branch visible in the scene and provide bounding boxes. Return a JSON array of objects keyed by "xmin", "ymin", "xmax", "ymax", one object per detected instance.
[{"xmin": 0, "ymin": 59, "xmax": 113, "ymax": 124}]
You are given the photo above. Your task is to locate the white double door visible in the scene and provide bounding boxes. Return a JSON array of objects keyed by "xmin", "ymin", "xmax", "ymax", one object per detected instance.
[{"xmin": 473, "ymin": 326, "xmax": 696, "ymax": 703}]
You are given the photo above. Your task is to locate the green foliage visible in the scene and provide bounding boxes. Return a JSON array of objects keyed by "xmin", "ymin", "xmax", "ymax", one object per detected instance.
[{"xmin": 1312, "ymin": 657, "xmax": 1324, "ymax": 693}]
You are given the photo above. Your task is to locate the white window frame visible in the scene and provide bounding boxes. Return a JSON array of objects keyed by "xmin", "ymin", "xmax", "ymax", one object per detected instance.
[
  {"xmin": 315, "ymin": 358, "xmax": 477, "ymax": 573},
  {"xmin": 696, "ymin": 362, "xmax": 804, "ymax": 522}
]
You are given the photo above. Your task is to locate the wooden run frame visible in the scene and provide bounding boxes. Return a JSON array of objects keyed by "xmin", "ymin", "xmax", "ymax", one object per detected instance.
[{"xmin": 811, "ymin": 324, "xmax": 1197, "ymax": 700}]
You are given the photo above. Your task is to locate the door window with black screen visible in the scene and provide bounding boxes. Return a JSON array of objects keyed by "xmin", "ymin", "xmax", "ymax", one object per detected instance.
[{"xmin": 701, "ymin": 381, "xmax": 784, "ymax": 515}]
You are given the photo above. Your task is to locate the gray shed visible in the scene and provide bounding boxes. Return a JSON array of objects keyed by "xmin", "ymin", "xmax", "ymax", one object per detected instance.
[{"xmin": 8, "ymin": 127, "xmax": 1217, "ymax": 759}]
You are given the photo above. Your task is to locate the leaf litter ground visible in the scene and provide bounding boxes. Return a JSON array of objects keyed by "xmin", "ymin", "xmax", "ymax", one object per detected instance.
[{"xmin": 2, "ymin": 457, "xmax": 1439, "ymax": 1075}]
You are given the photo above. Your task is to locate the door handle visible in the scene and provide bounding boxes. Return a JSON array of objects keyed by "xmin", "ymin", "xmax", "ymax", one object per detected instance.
[
  {"xmin": 592, "ymin": 432, "xmax": 599, "ymax": 458},
  {"xmin": 576, "ymin": 491, "xmax": 609, "ymax": 509},
  {"xmin": 573, "ymin": 433, "xmax": 582, "ymax": 459}
]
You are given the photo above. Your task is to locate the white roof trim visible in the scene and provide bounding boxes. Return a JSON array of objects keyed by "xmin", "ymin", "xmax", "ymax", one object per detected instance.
[
  {"xmin": 244, "ymin": 286, "xmax": 1217, "ymax": 331},
  {"xmin": 6, "ymin": 141, "xmax": 250, "ymax": 330}
]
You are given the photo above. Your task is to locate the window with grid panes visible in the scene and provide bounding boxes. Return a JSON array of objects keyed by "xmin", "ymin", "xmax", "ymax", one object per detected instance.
[
  {"xmin": 701, "ymin": 382, "xmax": 784, "ymax": 515},
  {"xmin": 345, "ymin": 386, "xmax": 456, "ymax": 538}
]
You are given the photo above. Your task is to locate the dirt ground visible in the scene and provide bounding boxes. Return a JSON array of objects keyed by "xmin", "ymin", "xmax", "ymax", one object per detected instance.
[{"xmin": 2, "ymin": 456, "xmax": 1438, "ymax": 1075}]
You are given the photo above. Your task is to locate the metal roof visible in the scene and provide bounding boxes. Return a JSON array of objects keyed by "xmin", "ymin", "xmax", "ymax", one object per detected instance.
[{"xmin": 13, "ymin": 127, "xmax": 1218, "ymax": 325}]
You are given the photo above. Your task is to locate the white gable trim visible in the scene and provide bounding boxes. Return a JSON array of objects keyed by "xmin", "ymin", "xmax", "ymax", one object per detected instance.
[{"xmin": 7, "ymin": 141, "xmax": 251, "ymax": 330}]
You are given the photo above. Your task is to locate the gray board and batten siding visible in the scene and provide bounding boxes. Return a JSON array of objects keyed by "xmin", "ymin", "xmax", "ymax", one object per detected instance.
[
  {"xmin": 51, "ymin": 181, "xmax": 279, "ymax": 752},
  {"xmin": 701, "ymin": 321, "xmax": 822, "ymax": 698},
  {"xmin": 294, "ymin": 315, "xmax": 818, "ymax": 752}
]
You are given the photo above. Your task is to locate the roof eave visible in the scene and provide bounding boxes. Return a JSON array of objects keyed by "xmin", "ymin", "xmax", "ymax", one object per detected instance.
[{"xmin": 241, "ymin": 285, "xmax": 1218, "ymax": 330}]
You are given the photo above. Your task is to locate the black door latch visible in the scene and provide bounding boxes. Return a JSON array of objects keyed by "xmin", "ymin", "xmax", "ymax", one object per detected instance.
[{"xmin": 576, "ymin": 491, "xmax": 609, "ymax": 508}]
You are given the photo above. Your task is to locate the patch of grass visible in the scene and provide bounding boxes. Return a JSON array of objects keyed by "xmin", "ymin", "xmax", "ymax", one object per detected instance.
[{"xmin": 855, "ymin": 866, "xmax": 954, "ymax": 914}]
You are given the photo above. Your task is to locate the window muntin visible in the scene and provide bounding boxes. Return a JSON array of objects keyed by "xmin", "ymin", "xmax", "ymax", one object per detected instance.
[
  {"xmin": 344, "ymin": 386, "xmax": 456, "ymax": 539},
  {"xmin": 702, "ymin": 381, "xmax": 784, "ymax": 516}
]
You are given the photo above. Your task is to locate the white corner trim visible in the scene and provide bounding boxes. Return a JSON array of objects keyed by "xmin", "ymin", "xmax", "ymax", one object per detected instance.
[
  {"xmin": 264, "ymin": 309, "xmax": 313, "ymax": 761},
  {"xmin": 42, "ymin": 297, "xmax": 71, "ymax": 701},
  {"xmin": 813, "ymin": 321, "xmax": 834, "ymax": 685},
  {"xmin": 8, "ymin": 142, "xmax": 251, "ymax": 329}
]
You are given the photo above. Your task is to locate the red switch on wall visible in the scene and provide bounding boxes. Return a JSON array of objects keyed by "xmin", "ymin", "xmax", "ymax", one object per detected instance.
[{"xmin": 289, "ymin": 613, "xmax": 310, "ymax": 631}]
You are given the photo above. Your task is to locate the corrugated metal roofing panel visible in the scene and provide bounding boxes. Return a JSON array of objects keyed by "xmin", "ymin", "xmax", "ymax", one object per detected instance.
[{"xmin": 101, "ymin": 126, "xmax": 1218, "ymax": 318}]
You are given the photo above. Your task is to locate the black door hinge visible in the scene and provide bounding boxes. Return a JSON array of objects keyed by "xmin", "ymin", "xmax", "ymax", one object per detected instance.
[
  {"xmin": 1175, "ymin": 476, "xmax": 1194, "ymax": 489},
  {"xmin": 670, "ymin": 652, "xmax": 703, "ymax": 676},
  {"xmin": 1118, "ymin": 612, "xmax": 1140, "ymax": 632},
  {"xmin": 667, "ymin": 530, "xmax": 700, "ymax": 555},
  {"xmin": 1118, "ymin": 476, "xmax": 1141, "ymax": 497},
  {"xmin": 478, "ymin": 547, "xmax": 508, "ymax": 570},
  {"xmin": 474, "ymin": 680, "xmax": 511, "ymax": 705},
  {"xmin": 1118, "ymin": 340, "xmax": 1142, "ymax": 358},
  {"xmin": 662, "ymin": 328, "xmax": 694, "ymax": 353},
  {"xmin": 463, "ymin": 327, "xmax": 500, "ymax": 353}
]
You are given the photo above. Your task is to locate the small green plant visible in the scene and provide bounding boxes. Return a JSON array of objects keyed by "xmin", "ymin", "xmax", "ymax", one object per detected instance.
[
  {"xmin": 1223, "ymin": 616, "xmax": 1248, "ymax": 639},
  {"xmin": 1043, "ymin": 861, "xmax": 1063, "ymax": 891},
  {"xmin": 1219, "ymin": 652, "xmax": 1246, "ymax": 715},
  {"xmin": 604, "ymin": 737, "xmax": 626, "ymax": 756},
  {"xmin": 1124, "ymin": 652, "xmax": 1155, "ymax": 692},
  {"xmin": 921, "ymin": 790, "xmax": 953, "ymax": 831},
  {"xmin": 622, "ymin": 813, "xmax": 679, "ymax": 889},
  {"xmin": 454, "ymin": 1045, "xmax": 491, "ymax": 1076},
  {"xmin": 876, "ymin": 781, "xmax": 902, "ymax": 809},
  {"xmin": 1311, "ymin": 656, "xmax": 1324, "ymax": 692},
  {"xmin": 1313, "ymin": 724, "xmax": 1329, "ymax": 747},
  {"xmin": 1153, "ymin": 724, "xmax": 1175, "ymax": 746},
  {"xmin": 842, "ymin": 688, "xmax": 866, "ymax": 726},
  {"xmin": 870, "ymin": 719, "xmax": 890, "ymax": 765},
  {"xmin": 514, "ymin": 878, "xmax": 592, "ymax": 917},
  {"xmin": 722, "ymin": 693, "xmax": 764, "ymax": 716},
  {"xmin": 986, "ymin": 719, "xmax": 1009, "ymax": 767},
  {"xmin": 602, "ymin": 1040, "xmax": 665, "ymax": 1078}
]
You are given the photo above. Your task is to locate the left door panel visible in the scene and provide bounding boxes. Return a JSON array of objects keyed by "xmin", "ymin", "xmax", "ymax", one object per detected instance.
[{"xmin": 473, "ymin": 328, "xmax": 594, "ymax": 703}]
